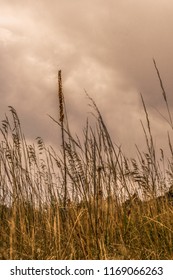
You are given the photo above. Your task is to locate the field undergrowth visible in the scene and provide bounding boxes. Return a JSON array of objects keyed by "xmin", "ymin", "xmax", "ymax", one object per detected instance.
[{"xmin": 0, "ymin": 63, "xmax": 173, "ymax": 260}]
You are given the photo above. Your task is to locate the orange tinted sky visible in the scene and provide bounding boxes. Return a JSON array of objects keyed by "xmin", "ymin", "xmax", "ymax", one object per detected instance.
[{"xmin": 0, "ymin": 0, "xmax": 173, "ymax": 157}]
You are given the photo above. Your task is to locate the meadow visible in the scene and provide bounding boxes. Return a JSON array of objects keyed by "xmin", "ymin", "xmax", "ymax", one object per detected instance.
[{"xmin": 0, "ymin": 63, "xmax": 173, "ymax": 259}]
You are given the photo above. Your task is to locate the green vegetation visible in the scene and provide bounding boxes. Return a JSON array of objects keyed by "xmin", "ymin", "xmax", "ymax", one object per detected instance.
[{"xmin": 0, "ymin": 64, "xmax": 173, "ymax": 260}]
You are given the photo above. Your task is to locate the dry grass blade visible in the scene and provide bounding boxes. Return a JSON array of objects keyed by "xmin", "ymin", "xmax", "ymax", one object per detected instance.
[
  {"xmin": 153, "ymin": 58, "xmax": 173, "ymax": 129},
  {"xmin": 0, "ymin": 68, "xmax": 173, "ymax": 260}
]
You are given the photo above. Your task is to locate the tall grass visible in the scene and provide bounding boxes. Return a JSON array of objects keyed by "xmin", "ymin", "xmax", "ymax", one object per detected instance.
[{"xmin": 0, "ymin": 63, "xmax": 173, "ymax": 259}]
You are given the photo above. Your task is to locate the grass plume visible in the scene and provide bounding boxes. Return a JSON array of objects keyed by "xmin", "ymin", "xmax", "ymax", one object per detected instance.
[{"xmin": 0, "ymin": 63, "xmax": 173, "ymax": 259}]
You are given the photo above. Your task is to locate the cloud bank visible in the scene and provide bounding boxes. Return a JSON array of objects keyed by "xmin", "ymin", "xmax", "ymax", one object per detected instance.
[{"xmin": 0, "ymin": 0, "xmax": 173, "ymax": 157}]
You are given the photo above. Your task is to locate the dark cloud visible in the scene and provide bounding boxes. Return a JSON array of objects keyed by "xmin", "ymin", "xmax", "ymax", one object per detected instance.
[{"xmin": 0, "ymin": 0, "xmax": 173, "ymax": 157}]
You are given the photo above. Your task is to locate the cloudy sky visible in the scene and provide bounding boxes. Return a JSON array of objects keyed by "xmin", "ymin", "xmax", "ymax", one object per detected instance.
[{"xmin": 1, "ymin": 0, "xmax": 173, "ymax": 158}]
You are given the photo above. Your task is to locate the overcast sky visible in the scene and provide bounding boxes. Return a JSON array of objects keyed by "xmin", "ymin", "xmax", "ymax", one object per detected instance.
[{"xmin": 1, "ymin": 0, "xmax": 173, "ymax": 158}]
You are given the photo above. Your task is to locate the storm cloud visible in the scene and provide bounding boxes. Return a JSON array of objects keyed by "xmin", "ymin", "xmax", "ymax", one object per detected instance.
[{"xmin": 0, "ymin": 0, "xmax": 173, "ymax": 157}]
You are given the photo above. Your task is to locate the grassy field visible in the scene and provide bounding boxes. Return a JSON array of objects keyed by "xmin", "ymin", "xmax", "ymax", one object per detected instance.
[{"xmin": 0, "ymin": 65, "xmax": 173, "ymax": 260}]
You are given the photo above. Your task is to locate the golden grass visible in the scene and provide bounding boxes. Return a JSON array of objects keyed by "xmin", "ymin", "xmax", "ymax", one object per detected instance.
[{"xmin": 0, "ymin": 64, "xmax": 173, "ymax": 259}]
